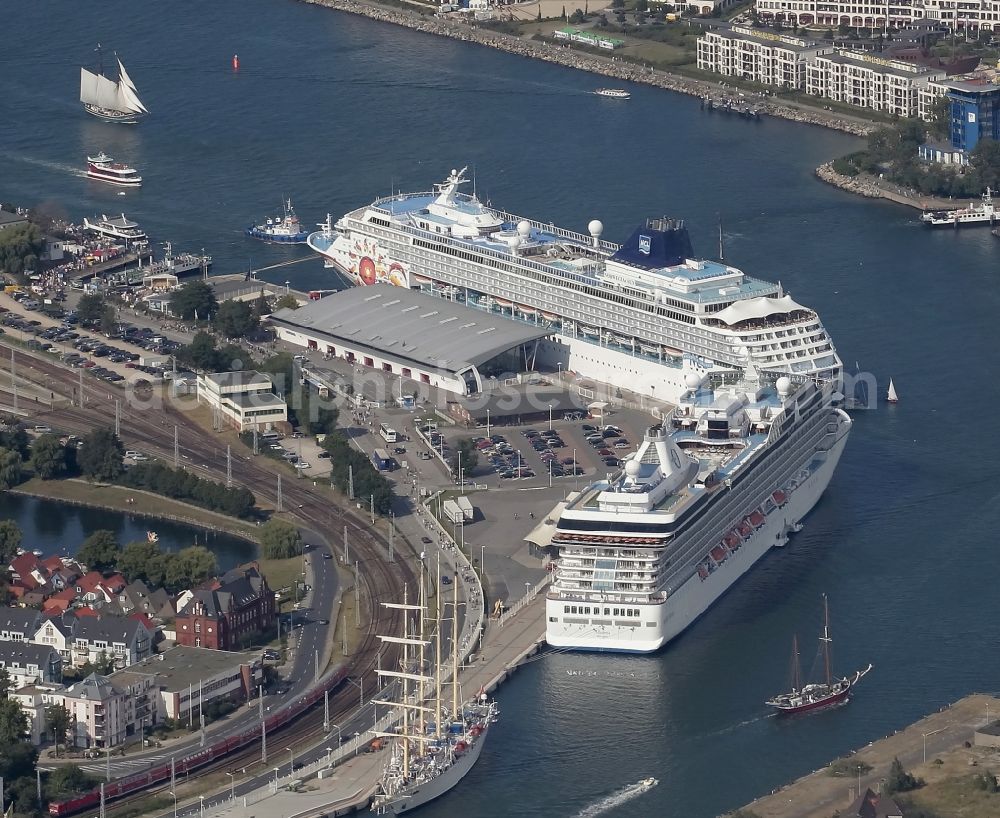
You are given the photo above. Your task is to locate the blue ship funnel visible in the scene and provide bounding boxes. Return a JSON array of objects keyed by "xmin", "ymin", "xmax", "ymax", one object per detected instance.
[{"xmin": 611, "ymin": 217, "xmax": 694, "ymax": 270}]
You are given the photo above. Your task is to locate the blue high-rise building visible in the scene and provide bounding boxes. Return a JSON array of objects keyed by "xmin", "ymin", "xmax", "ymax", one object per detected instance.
[{"xmin": 946, "ymin": 79, "xmax": 1000, "ymax": 154}]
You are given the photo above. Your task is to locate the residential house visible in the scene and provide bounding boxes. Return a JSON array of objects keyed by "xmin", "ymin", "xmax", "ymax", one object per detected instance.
[
  {"xmin": 7, "ymin": 553, "xmax": 51, "ymax": 600},
  {"xmin": 109, "ymin": 580, "xmax": 174, "ymax": 621},
  {"xmin": 0, "ymin": 642, "xmax": 63, "ymax": 688},
  {"xmin": 42, "ymin": 589, "xmax": 78, "ymax": 616},
  {"xmin": 60, "ymin": 673, "xmax": 130, "ymax": 749},
  {"xmin": 33, "ymin": 614, "xmax": 75, "ymax": 663},
  {"xmin": 846, "ymin": 787, "xmax": 905, "ymax": 818},
  {"xmin": 0, "ymin": 608, "xmax": 45, "ymax": 642},
  {"xmin": 175, "ymin": 565, "xmax": 274, "ymax": 651},
  {"xmin": 70, "ymin": 616, "xmax": 151, "ymax": 670},
  {"xmin": 10, "ymin": 683, "xmax": 64, "ymax": 744}
]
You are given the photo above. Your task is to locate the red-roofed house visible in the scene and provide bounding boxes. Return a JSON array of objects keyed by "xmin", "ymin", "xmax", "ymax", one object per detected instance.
[
  {"xmin": 74, "ymin": 607, "xmax": 99, "ymax": 618},
  {"xmin": 42, "ymin": 589, "xmax": 77, "ymax": 615},
  {"xmin": 75, "ymin": 572, "xmax": 113, "ymax": 606},
  {"xmin": 8, "ymin": 553, "xmax": 47, "ymax": 593}
]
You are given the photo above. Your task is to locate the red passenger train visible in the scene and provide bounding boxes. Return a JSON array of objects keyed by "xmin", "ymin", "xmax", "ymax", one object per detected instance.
[{"xmin": 48, "ymin": 667, "xmax": 350, "ymax": 816}]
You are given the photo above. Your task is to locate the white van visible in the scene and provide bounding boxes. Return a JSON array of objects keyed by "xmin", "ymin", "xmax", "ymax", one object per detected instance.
[{"xmin": 261, "ymin": 431, "xmax": 280, "ymax": 441}]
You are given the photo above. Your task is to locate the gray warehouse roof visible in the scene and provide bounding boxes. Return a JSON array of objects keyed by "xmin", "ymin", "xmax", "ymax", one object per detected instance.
[
  {"xmin": 114, "ymin": 645, "xmax": 253, "ymax": 692},
  {"xmin": 270, "ymin": 286, "xmax": 550, "ymax": 372}
]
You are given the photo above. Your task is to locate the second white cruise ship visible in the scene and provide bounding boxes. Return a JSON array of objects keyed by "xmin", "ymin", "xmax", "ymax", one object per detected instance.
[
  {"xmin": 546, "ymin": 368, "xmax": 851, "ymax": 652},
  {"xmin": 308, "ymin": 167, "xmax": 842, "ymax": 403}
]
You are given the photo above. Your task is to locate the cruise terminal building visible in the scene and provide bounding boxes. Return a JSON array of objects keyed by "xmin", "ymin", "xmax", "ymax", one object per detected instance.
[{"xmin": 269, "ymin": 285, "xmax": 551, "ymax": 396}]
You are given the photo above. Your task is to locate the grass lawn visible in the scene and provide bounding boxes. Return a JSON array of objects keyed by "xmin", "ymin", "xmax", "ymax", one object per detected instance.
[
  {"xmin": 257, "ymin": 555, "xmax": 308, "ymax": 603},
  {"xmin": 901, "ymin": 746, "xmax": 1000, "ymax": 818},
  {"xmin": 14, "ymin": 477, "xmax": 260, "ymax": 541}
]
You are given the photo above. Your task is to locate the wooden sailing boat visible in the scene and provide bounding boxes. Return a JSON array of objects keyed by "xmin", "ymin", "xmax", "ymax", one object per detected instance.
[
  {"xmin": 80, "ymin": 45, "xmax": 148, "ymax": 124},
  {"xmin": 886, "ymin": 379, "xmax": 899, "ymax": 404},
  {"xmin": 765, "ymin": 594, "xmax": 872, "ymax": 715}
]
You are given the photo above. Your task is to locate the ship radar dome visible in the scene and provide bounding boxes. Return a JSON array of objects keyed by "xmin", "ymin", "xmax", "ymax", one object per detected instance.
[
  {"xmin": 516, "ymin": 220, "xmax": 532, "ymax": 239},
  {"xmin": 625, "ymin": 459, "xmax": 642, "ymax": 478},
  {"xmin": 588, "ymin": 219, "xmax": 604, "ymax": 238},
  {"xmin": 505, "ymin": 235, "xmax": 521, "ymax": 252},
  {"xmin": 776, "ymin": 376, "xmax": 792, "ymax": 396},
  {"xmin": 684, "ymin": 372, "xmax": 702, "ymax": 390}
]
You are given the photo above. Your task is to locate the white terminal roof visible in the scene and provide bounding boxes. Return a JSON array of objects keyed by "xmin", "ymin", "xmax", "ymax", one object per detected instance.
[{"xmin": 270, "ymin": 285, "xmax": 551, "ymax": 372}]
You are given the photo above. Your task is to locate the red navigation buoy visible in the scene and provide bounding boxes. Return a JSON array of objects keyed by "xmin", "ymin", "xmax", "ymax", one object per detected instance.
[{"xmin": 232, "ymin": 54, "xmax": 240, "ymax": 70}]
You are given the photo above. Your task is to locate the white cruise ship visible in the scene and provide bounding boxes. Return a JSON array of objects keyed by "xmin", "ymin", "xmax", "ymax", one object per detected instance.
[
  {"xmin": 546, "ymin": 368, "xmax": 851, "ymax": 652},
  {"xmin": 308, "ymin": 167, "xmax": 842, "ymax": 403}
]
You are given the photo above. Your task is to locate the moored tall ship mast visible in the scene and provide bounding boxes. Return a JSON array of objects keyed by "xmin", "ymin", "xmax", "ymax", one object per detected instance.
[{"xmin": 371, "ymin": 559, "xmax": 497, "ymax": 814}]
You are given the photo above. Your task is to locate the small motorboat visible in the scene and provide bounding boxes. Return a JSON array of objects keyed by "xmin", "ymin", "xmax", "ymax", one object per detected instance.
[{"xmin": 594, "ymin": 88, "xmax": 630, "ymax": 99}]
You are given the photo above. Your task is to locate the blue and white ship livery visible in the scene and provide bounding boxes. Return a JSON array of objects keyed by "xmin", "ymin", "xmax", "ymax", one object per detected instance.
[
  {"xmin": 547, "ymin": 368, "xmax": 851, "ymax": 652},
  {"xmin": 308, "ymin": 166, "xmax": 842, "ymax": 403}
]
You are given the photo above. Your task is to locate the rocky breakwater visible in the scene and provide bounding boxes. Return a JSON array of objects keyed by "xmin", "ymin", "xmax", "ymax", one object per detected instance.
[
  {"xmin": 299, "ymin": 0, "xmax": 875, "ymax": 137},
  {"xmin": 815, "ymin": 161, "xmax": 882, "ymax": 199}
]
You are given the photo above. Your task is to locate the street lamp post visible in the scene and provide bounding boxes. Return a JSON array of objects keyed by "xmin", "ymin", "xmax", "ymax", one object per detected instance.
[
  {"xmin": 480, "ymin": 544, "xmax": 485, "ymax": 576},
  {"xmin": 331, "ymin": 722, "xmax": 342, "ymax": 748},
  {"xmin": 171, "ymin": 789, "xmax": 177, "ymax": 818},
  {"xmin": 486, "ymin": 408, "xmax": 490, "ymax": 439},
  {"xmin": 226, "ymin": 771, "xmax": 235, "ymax": 801},
  {"xmin": 548, "ymin": 403, "xmax": 553, "ymax": 431},
  {"xmin": 354, "ymin": 731, "xmax": 361, "ymax": 756},
  {"xmin": 326, "ymin": 746, "xmax": 333, "ymax": 766},
  {"xmin": 557, "ymin": 362, "xmax": 563, "ymax": 381},
  {"xmin": 285, "ymin": 747, "xmax": 294, "ymax": 775},
  {"xmin": 273, "ymin": 767, "xmax": 279, "ymax": 789},
  {"xmin": 199, "ymin": 795, "xmax": 204, "ymax": 818},
  {"xmin": 525, "ymin": 581, "xmax": 531, "ymax": 601}
]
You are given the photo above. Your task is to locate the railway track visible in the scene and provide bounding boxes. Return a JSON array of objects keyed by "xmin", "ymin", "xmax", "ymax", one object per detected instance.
[{"xmin": 2, "ymin": 345, "xmax": 415, "ymax": 812}]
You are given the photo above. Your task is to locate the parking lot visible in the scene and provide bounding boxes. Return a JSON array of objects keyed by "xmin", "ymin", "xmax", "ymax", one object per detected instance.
[{"xmin": 0, "ymin": 291, "xmax": 184, "ymax": 387}]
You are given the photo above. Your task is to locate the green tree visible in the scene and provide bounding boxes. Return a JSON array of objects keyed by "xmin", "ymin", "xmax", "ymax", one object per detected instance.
[
  {"xmin": 253, "ymin": 290, "xmax": 271, "ymax": 318},
  {"xmin": 0, "ymin": 666, "xmax": 10, "ymax": 698},
  {"xmin": 259, "ymin": 518, "xmax": 303, "ymax": 560},
  {"xmin": 45, "ymin": 702, "xmax": 71, "ymax": 757},
  {"xmin": 100, "ymin": 304, "xmax": 118, "ymax": 336},
  {"xmin": 0, "ymin": 419, "xmax": 30, "ymax": 459},
  {"xmin": 169, "ymin": 280, "xmax": 218, "ymax": 321},
  {"xmin": 450, "ymin": 438, "xmax": 480, "ymax": 479},
  {"xmin": 0, "ymin": 696, "xmax": 29, "ymax": 744},
  {"xmin": 77, "ymin": 292, "xmax": 105, "ymax": 324},
  {"xmin": 885, "ymin": 757, "xmax": 921, "ymax": 795},
  {"xmin": 0, "ymin": 222, "xmax": 45, "ymax": 277},
  {"xmin": 837, "ymin": 20, "xmax": 851, "ymax": 36},
  {"xmin": 165, "ymin": 545, "xmax": 217, "ymax": 590},
  {"xmin": 0, "ymin": 447, "xmax": 23, "ymax": 490},
  {"xmin": 77, "ymin": 530, "xmax": 120, "ymax": 572},
  {"xmin": 971, "ymin": 138, "xmax": 1000, "ymax": 191},
  {"xmin": 568, "ymin": 7, "xmax": 585, "ymax": 22},
  {"xmin": 118, "ymin": 540, "xmax": 167, "ymax": 586},
  {"xmin": 78, "ymin": 427, "xmax": 124, "ymax": 482},
  {"xmin": 0, "ymin": 520, "xmax": 23, "ymax": 565},
  {"xmin": 29, "ymin": 433, "xmax": 66, "ymax": 480},
  {"xmin": 46, "ymin": 765, "xmax": 95, "ymax": 799},
  {"xmin": 273, "ymin": 293, "xmax": 300, "ymax": 311},
  {"xmin": 215, "ymin": 299, "xmax": 259, "ymax": 339}
]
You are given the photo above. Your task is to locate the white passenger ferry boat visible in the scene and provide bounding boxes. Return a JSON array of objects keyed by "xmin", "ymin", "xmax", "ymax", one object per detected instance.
[
  {"xmin": 82, "ymin": 213, "xmax": 148, "ymax": 246},
  {"xmin": 308, "ymin": 167, "xmax": 841, "ymax": 403},
  {"xmin": 546, "ymin": 368, "xmax": 852, "ymax": 652}
]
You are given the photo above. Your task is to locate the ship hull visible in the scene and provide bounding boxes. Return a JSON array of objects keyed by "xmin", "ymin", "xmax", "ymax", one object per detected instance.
[
  {"xmin": 82, "ymin": 103, "xmax": 143, "ymax": 124},
  {"xmin": 86, "ymin": 170, "xmax": 141, "ymax": 187},
  {"xmin": 246, "ymin": 227, "xmax": 309, "ymax": 243},
  {"xmin": 921, "ymin": 215, "xmax": 997, "ymax": 228},
  {"xmin": 545, "ymin": 416, "xmax": 851, "ymax": 653},
  {"xmin": 768, "ymin": 685, "xmax": 851, "ymax": 715},
  {"xmin": 381, "ymin": 722, "xmax": 490, "ymax": 814}
]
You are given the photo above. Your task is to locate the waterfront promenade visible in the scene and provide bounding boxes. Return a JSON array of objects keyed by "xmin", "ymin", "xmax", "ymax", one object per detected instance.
[
  {"xmin": 738, "ymin": 693, "xmax": 1000, "ymax": 818},
  {"xmin": 299, "ymin": 0, "xmax": 874, "ymax": 137}
]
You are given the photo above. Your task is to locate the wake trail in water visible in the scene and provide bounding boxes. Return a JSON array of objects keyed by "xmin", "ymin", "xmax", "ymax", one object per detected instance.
[
  {"xmin": 1, "ymin": 153, "xmax": 87, "ymax": 178},
  {"xmin": 573, "ymin": 778, "xmax": 658, "ymax": 818}
]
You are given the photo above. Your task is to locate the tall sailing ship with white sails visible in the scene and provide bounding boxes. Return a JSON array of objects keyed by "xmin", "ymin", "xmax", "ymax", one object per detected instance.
[
  {"xmin": 371, "ymin": 566, "xmax": 498, "ymax": 814},
  {"xmin": 80, "ymin": 47, "xmax": 148, "ymax": 124}
]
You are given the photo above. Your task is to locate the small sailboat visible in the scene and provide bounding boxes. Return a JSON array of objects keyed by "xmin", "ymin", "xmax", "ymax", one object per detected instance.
[
  {"xmin": 765, "ymin": 594, "xmax": 872, "ymax": 715},
  {"xmin": 886, "ymin": 378, "xmax": 899, "ymax": 404},
  {"xmin": 80, "ymin": 45, "xmax": 148, "ymax": 124}
]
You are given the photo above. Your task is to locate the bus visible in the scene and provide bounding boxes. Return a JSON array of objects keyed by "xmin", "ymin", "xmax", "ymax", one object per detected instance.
[{"xmin": 379, "ymin": 424, "xmax": 398, "ymax": 443}]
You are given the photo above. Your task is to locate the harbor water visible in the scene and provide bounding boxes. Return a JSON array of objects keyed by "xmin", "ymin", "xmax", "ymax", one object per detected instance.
[{"xmin": 3, "ymin": 1, "xmax": 1000, "ymax": 815}]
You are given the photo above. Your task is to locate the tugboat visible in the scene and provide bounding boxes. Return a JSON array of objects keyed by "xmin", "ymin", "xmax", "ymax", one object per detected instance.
[
  {"xmin": 765, "ymin": 594, "xmax": 872, "ymax": 715},
  {"xmin": 86, "ymin": 152, "xmax": 142, "ymax": 187},
  {"xmin": 246, "ymin": 199, "xmax": 309, "ymax": 243}
]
